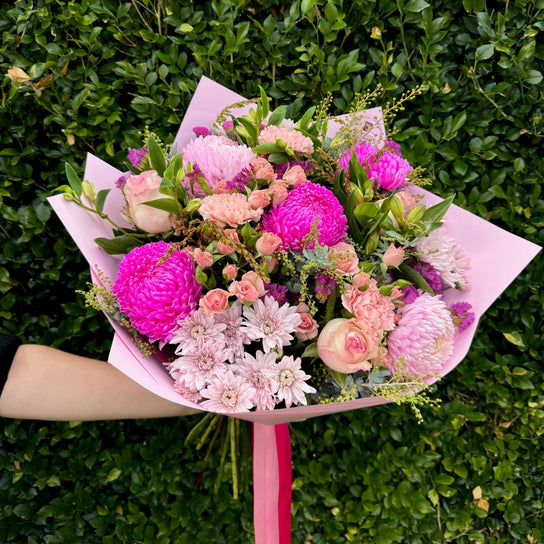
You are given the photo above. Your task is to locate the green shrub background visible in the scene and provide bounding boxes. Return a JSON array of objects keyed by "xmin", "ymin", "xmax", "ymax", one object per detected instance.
[{"xmin": 1, "ymin": 0, "xmax": 543, "ymax": 542}]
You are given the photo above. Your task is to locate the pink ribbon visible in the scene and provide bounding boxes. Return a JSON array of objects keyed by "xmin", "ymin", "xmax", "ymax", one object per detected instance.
[{"xmin": 253, "ymin": 423, "xmax": 292, "ymax": 544}]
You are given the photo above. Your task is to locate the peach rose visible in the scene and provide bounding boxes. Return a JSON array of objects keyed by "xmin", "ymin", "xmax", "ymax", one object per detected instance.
[
  {"xmin": 282, "ymin": 165, "xmax": 307, "ymax": 186},
  {"xmin": 295, "ymin": 304, "xmax": 319, "ymax": 341},
  {"xmin": 199, "ymin": 289, "xmax": 231, "ymax": 314},
  {"xmin": 124, "ymin": 170, "xmax": 174, "ymax": 233},
  {"xmin": 217, "ymin": 229, "xmax": 239, "ymax": 255},
  {"xmin": 317, "ymin": 318, "xmax": 380, "ymax": 373},
  {"xmin": 248, "ymin": 189, "xmax": 272, "ymax": 210},
  {"xmin": 256, "ymin": 232, "xmax": 282, "ymax": 256},
  {"xmin": 382, "ymin": 244, "xmax": 404, "ymax": 267},
  {"xmin": 228, "ymin": 271, "xmax": 265, "ymax": 302},
  {"xmin": 212, "ymin": 180, "xmax": 231, "ymax": 194},
  {"xmin": 329, "ymin": 242, "xmax": 359, "ymax": 276},
  {"xmin": 193, "ymin": 248, "xmax": 214, "ymax": 268},
  {"xmin": 222, "ymin": 264, "xmax": 238, "ymax": 281},
  {"xmin": 269, "ymin": 182, "xmax": 288, "ymax": 205},
  {"xmin": 252, "ymin": 157, "xmax": 275, "ymax": 181},
  {"xmin": 352, "ymin": 272, "xmax": 370, "ymax": 288}
]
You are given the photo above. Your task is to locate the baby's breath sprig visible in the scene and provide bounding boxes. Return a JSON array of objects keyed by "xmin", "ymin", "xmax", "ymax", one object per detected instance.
[
  {"xmin": 382, "ymin": 84, "xmax": 426, "ymax": 126},
  {"xmin": 407, "ymin": 165, "xmax": 433, "ymax": 187}
]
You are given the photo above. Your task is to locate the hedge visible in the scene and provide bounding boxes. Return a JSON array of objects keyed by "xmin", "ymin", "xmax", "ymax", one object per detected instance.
[{"xmin": 1, "ymin": 0, "xmax": 543, "ymax": 542}]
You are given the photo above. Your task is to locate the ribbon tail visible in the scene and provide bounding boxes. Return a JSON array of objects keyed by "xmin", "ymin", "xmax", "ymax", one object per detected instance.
[{"xmin": 253, "ymin": 423, "xmax": 292, "ymax": 544}]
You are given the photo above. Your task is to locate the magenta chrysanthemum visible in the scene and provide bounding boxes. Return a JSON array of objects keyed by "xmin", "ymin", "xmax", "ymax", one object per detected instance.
[
  {"xmin": 113, "ymin": 241, "xmax": 202, "ymax": 344},
  {"xmin": 339, "ymin": 143, "xmax": 412, "ymax": 191},
  {"xmin": 262, "ymin": 182, "xmax": 348, "ymax": 251},
  {"xmin": 387, "ymin": 293, "xmax": 455, "ymax": 375}
]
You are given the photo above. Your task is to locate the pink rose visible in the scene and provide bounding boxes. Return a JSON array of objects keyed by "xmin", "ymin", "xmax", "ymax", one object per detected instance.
[
  {"xmin": 317, "ymin": 318, "xmax": 380, "ymax": 373},
  {"xmin": 217, "ymin": 229, "xmax": 239, "ymax": 255},
  {"xmin": 329, "ymin": 242, "xmax": 359, "ymax": 276},
  {"xmin": 124, "ymin": 170, "xmax": 174, "ymax": 233},
  {"xmin": 228, "ymin": 271, "xmax": 265, "ymax": 302},
  {"xmin": 295, "ymin": 304, "xmax": 319, "ymax": 341},
  {"xmin": 252, "ymin": 157, "xmax": 275, "ymax": 181},
  {"xmin": 382, "ymin": 244, "xmax": 404, "ymax": 267},
  {"xmin": 248, "ymin": 189, "xmax": 272, "ymax": 210},
  {"xmin": 352, "ymin": 272, "xmax": 370, "ymax": 288},
  {"xmin": 193, "ymin": 248, "xmax": 214, "ymax": 268},
  {"xmin": 212, "ymin": 180, "xmax": 231, "ymax": 194},
  {"xmin": 269, "ymin": 182, "xmax": 288, "ymax": 205},
  {"xmin": 256, "ymin": 232, "xmax": 282, "ymax": 256},
  {"xmin": 261, "ymin": 256, "xmax": 278, "ymax": 273},
  {"xmin": 282, "ymin": 165, "xmax": 307, "ymax": 186},
  {"xmin": 222, "ymin": 264, "xmax": 237, "ymax": 281},
  {"xmin": 199, "ymin": 289, "xmax": 231, "ymax": 314}
]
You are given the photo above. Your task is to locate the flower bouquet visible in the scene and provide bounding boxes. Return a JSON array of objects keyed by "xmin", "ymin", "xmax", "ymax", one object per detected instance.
[{"xmin": 48, "ymin": 77, "xmax": 540, "ymax": 544}]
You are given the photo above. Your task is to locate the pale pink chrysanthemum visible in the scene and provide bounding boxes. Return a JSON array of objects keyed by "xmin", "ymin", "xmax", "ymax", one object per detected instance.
[
  {"xmin": 242, "ymin": 297, "xmax": 301, "ymax": 353},
  {"xmin": 113, "ymin": 241, "xmax": 201, "ymax": 344},
  {"xmin": 416, "ymin": 224, "xmax": 470, "ymax": 290},
  {"xmin": 172, "ymin": 380, "xmax": 203, "ymax": 404},
  {"xmin": 168, "ymin": 340, "xmax": 229, "ymax": 391},
  {"xmin": 182, "ymin": 135, "xmax": 256, "ymax": 197},
  {"xmin": 386, "ymin": 292, "xmax": 455, "ymax": 375},
  {"xmin": 170, "ymin": 309, "xmax": 226, "ymax": 355},
  {"xmin": 268, "ymin": 355, "xmax": 316, "ymax": 408},
  {"xmin": 237, "ymin": 351, "xmax": 279, "ymax": 411},
  {"xmin": 258, "ymin": 125, "xmax": 314, "ymax": 155},
  {"xmin": 199, "ymin": 193, "xmax": 264, "ymax": 227},
  {"xmin": 262, "ymin": 182, "xmax": 348, "ymax": 252},
  {"xmin": 338, "ymin": 143, "xmax": 412, "ymax": 191},
  {"xmin": 341, "ymin": 279, "xmax": 396, "ymax": 332},
  {"xmin": 215, "ymin": 301, "xmax": 251, "ymax": 361},
  {"xmin": 201, "ymin": 369, "xmax": 256, "ymax": 413}
]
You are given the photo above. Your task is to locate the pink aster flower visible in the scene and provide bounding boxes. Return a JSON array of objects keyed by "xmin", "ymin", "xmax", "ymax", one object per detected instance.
[
  {"xmin": 170, "ymin": 309, "xmax": 226, "ymax": 355},
  {"xmin": 262, "ymin": 182, "xmax": 348, "ymax": 252},
  {"xmin": 339, "ymin": 143, "xmax": 412, "ymax": 192},
  {"xmin": 201, "ymin": 369, "xmax": 256, "ymax": 413},
  {"xmin": 182, "ymin": 135, "xmax": 256, "ymax": 197},
  {"xmin": 199, "ymin": 193, "xmax": 264, "ymax": 227},
  {"xmin": 268, "ymin": 355, "xmax": 316, "ymax": 408},
  {"xmin": 238, "ymin": 351, "xmax": 279, "ymax": 411},
  {"xmin": 169, "ymin": 340, "xmax": 229, "ymax": 391},
  {"xmin": 242, "ymin": 297, "xmax": 301, "ymax": 353},
  {"xmin": 172, "ymin": 381, "xmax": 203, "ymax": 404},
  {"xmin": 258, "ymin": 125, "xmax": 314, "ymax": 155},
  {"xmin": 416, "ymin": 224, "xmax": 470, "ymax": 290},
  {"xmin": 113, "ymin": 241, "xmax": 201, "ymax": 344},
  {"xmin": 386, "ymin": 292, "xmax": 455, "ymax": 375}
]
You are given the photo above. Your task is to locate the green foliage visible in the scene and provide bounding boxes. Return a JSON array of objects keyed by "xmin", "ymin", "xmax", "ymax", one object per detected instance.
[{"xmin": 1, "ymin": 0, "xmax": 543, "ymax": 542}]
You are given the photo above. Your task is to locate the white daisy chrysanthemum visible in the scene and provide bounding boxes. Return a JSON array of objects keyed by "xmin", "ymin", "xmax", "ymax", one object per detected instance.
[
  {"xmin": 242, "ymin": 297, "xmax": 301, "ymax": 353},
  {"xmin": 168, "ymin": 340, "xmax": 229, "ymax": 391},
  {"xmin": 171, "ymin": 309, "xmax": 226, "ymax": 356},
  {"xmin": 270, "ymin": 355, "xmax": 316, "ymax": 408},
  {"xmin": 215, "ymin": 301, "xmax": 251, "ymax": 362},
  {"xmin": 416, "ymin": 224, "xmax": 470, "ymax": 290},
  {"xmin": 201, "ymin": 370, "xmax": 256, "ymax": 413},
  {"xmin": 238, "ymin": 351, "xmax": 279, "ymax": 411}
]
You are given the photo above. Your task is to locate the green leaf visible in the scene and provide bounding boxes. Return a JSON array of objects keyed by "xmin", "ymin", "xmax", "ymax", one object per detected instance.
[
  {"xmin": 267, "ymin": 105, "xmax": 287, "ymax": 126},
  {"xmin": 147, "ymin": 136, "xmax": 167, "ymax": 176},
  {"xmin": 95, "ymin": 189, "xmax": 111, "ymax": 214},
  {"xmin": 398, "ymin": 263, "xmax": 434, "ymax": 294},
  {"xmin": 65, "ymin": 163, "xmax": 82, "ymax": 198},
  {"xmin": 404, "ymin": 0, "xmax": 430, "ymax": 12},
  {"xmin": 254, "ymin": 142, "xmax": 283, "ymax": 154},
  {"xmin": 94, "ymin": 236, "xmax": 143, "ymax": 255},
  {"xmin": 259, "ymin": 86, "xmax": 269, "ymax": 119},
  {"xmin": 503, "ymin": 332, "xmax": 526, "ymax": 348},
  {"xmin": 421, "ymin": 195, "xmax": 454, "ymax": 223},
  {"xmin": 141, "ymin": 197, "xmax": 180, "ymax": 216},
  {"xmin": 476, "ymin": 44, "xmax": 494, "ymax": 60}
]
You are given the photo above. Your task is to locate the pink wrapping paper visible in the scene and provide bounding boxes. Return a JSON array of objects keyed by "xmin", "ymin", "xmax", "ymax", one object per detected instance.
[{"xmin": 48, "ymin": 76, "xmax": 541, "ymax": 544}]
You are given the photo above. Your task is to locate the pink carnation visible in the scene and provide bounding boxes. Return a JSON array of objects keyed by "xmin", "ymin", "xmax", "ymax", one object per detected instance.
[
  {"xmin": 386, "ymin": 293, "xmax": 455, "ymax": 375},
  {"xmin": 258, "ymin": 125, "xmax": 314, "ymax": 154},
  {"xmin": 113, "ymin": 241, "xmax": 202, "ymax": 344},
  {"xmin": 262, "ymin": 182, "xmax": 348, "ymax": 251},
  {"xmin": 199, "ymin": 193, "xmax": 264, "ymax": 227}
]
